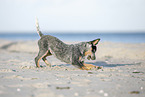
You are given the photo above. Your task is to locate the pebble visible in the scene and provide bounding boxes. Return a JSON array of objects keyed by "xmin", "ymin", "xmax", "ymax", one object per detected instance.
[
  {"xmin": 104, "ymin": 93, "xmax": 108, "ymax": 96},
  {"xmin": 99, "ymin": 90, "xmax": 104, "ymax": 93},
  {"xmin": 141, "ymin": 87, "xmax": 143, "ymax": 90},
  {"xmin": 74, "ymin": 92, "xmax": 79, "ymax": 96},
  {"xmin": 56, "ymin": 87, "xmax": 70, "ymax": 90},
  {"xmin": 17, "ymin": 88, "xmax": 21, "ymax": 92},
  {"xmin": 99, "ymin": 90, "xmax": 108, "ymax": 96},
  {"xmin": 88, "ymin": 72, "xmax": 93, "ymax": 74},
  {"xmin": 130, "ymin": 91, "xmax": 140, "ymax": 94}
]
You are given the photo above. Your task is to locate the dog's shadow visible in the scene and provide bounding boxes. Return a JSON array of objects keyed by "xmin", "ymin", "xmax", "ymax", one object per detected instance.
[
  {"xmin": 52, "ymin": 61, "xmax": 137, "ymax": 68},
  {"xmin": 87, "ymin": 61, "xmax": 137, "ymax": 67},
  {"xmin": 41, "ymin": 61, "xmax": 139, "ymax": 68},
  {"xmin": 52, "ymin": 64, "xmax": 71, "ymax": 67}
]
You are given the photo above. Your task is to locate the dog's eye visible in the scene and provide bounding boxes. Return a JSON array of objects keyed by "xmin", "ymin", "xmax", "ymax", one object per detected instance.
[{"xmin": 91, "ymin": 44, "xmax": 96, "ymax": 53}]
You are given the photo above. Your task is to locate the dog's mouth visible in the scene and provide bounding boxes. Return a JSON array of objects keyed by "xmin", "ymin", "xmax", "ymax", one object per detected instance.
[
  {"xmin": 87, "ymin": 55, "xmax": 96, "ymax": 60},
  {"xmin": 87, "ymin": 55, "xmax": 91, "ymax": 60}
]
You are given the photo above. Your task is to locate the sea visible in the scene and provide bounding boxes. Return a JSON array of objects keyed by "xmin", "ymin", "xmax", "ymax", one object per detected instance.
[{"xmin": 0, "ymin": 32, "xmax": 145, "ymax": 43}]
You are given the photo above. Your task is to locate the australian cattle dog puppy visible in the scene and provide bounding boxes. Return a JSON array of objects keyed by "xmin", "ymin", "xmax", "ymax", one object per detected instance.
[{"xmin": 35, "ymin": 19, "xmax": 101, "ymax": 70}]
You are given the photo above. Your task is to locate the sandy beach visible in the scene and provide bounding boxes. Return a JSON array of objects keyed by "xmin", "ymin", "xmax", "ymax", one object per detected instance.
[{"xmin": 0, "ymin": 39, "xmax": 145, "ymax": 97}]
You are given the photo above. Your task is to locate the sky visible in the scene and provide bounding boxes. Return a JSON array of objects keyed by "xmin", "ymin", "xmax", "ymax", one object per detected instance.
[{"xmin": 0, "ymin": 0, "xmax": 145, "ymax": 33}]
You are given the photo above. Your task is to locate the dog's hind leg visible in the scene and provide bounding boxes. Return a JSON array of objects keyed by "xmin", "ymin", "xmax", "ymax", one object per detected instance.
[
  {"xmin": 35, "ymin": 50, "xmax": 48, "ymax": 68},
  {"xmin": 42, "ymin": 50, "xmax": 52, "ymax": 67}
]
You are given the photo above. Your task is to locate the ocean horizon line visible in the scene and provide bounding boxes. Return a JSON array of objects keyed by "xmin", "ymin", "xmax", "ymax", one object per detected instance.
[{"xmin": 0, "ymin": 32, "xmax": 145, "ymax": 43}]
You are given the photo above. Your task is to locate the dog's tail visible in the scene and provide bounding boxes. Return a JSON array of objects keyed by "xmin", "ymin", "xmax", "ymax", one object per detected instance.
[{"xmin": 36, "ymin": 18, "xmax": 44, "ymax": 37}]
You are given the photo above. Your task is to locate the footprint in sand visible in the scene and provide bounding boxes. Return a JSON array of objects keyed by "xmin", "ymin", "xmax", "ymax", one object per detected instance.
[{"xmin": 0, "ymin": 69, "xmax": 13, "ymax": 72}]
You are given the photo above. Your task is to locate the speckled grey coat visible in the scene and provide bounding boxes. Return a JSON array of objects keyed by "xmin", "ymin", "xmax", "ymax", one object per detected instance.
[
  {"xmin": 35, "ymin": 18, "xmax": 99, "ymax": 69},
  {"xmin": 38, "ymin": 35, "xmax": 89, "ymax": 68}
]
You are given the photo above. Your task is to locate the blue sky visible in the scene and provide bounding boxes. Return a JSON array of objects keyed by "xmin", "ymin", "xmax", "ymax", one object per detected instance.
[{"xmin": 0, "ymin": 0, "xmax": 145, "ymax": 33}]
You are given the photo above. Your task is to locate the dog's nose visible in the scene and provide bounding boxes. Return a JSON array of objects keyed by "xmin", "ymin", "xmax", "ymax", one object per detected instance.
[{"xmin": 91, "ymin": 56, "xmax": 96, "ymax": 60}]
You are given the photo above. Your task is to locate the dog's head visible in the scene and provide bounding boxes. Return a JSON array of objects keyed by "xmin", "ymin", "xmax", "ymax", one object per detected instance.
[{"xmin": 84, "ymin": 38, "xmax": 100, "ymax": 60}]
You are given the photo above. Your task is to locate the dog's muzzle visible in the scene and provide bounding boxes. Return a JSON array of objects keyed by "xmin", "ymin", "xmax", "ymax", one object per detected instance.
[{"xmin": 87, "ymin": 55, "xmax": 96, "ymax": 60}]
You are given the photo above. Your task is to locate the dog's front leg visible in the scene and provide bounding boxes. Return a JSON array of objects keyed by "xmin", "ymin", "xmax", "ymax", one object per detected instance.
[
  {"xmin": 78, "ymin": 56, "xmax": 102, "ymax": 70},
  {"xmin": 83, "ymin": 63, "xmax": 101, "ymax": 70},
  {"xmin": 79, "ymin": 66, "xmax": 89, "ymax": 70}
]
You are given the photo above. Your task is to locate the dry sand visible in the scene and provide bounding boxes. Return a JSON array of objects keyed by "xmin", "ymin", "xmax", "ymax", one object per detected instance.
[{"xmin": 0, "ymin": 39, "xmax": 145, "ymax": 97}]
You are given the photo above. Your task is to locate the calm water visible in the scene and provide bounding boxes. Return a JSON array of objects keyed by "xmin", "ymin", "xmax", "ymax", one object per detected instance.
[{"xmin": 0, "ymin": 33, "xmax": 145, "ymax": 43}]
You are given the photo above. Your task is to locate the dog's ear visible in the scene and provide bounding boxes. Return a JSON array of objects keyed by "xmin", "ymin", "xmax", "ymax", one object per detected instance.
[{"xmin": 88, "ymin": 38, "xmax": 100, "ymax": 45}]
